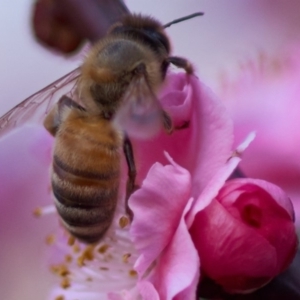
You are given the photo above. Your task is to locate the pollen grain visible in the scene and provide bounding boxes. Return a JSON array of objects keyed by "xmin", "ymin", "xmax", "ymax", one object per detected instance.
[
  {"xmin": 98, "ymin": 244, "xmax": 110, "ymax": 254},
  {"xmin": 119, "ymin": 215, "xmax": 130, "ymax": 228},
  {"xmin": 129, "ymin": 270, "xmax": 138, "ymax": 277},
  {"xmin": 45, "ymin": 234, "xmax": 56, "ymax": 245},
  {"xmin": 122, "ymin": 253, "xmax": 131, "ymax": 263}
]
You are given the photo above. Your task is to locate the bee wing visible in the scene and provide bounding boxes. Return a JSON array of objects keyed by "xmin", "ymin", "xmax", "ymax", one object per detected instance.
[
  {"xmin": 0, "ymin": 68, "xmax": 80, "ymax": 138},
  {"xmin": 113, "ymin": 75, "xmax": 164, "ymax": 139}
]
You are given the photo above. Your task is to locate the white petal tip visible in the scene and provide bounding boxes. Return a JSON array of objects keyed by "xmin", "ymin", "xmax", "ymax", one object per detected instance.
[{"xmin": 236, "ymin": 131, "xmax": 256, "ymax": 154}]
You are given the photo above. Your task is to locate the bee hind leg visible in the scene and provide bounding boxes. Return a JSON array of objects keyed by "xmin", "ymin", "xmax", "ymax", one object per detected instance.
[{"xmin": 123, "ymin": 135, "xmax": 138, "ymax": 220}]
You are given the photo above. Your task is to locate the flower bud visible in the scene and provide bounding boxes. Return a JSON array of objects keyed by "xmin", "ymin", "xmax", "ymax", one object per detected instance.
[{"xmin": 190, "ymin": 178, "xmax": 298, "ymax": 293}]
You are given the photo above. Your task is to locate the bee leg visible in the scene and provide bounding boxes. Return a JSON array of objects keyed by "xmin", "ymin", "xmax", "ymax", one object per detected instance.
[
  {"xmin": 174, "ymin": 120, "xmax": 190, "ymax": 130},
  {"xmin": 167, "ymin": 56, "xmax": 193, "ymax": 74},
  {"xmin": 44, "ymin": 95, "xmax": 85, "ymax": 136},
  {"xmin": 123, "ymin": 135, "xmax": 137, "ymax": 220},
  {"xmin": 163, "ymin": 112, "xmax": 189, "ymax": 133},
  {"xmin": 162, "ymin": 110, "xmax": 174, "ymax": 134}
]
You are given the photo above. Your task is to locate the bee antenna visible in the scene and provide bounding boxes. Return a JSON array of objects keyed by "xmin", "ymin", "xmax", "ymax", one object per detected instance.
[{"xmin": 163, "ymin": 12, "xmax": 204, "ymax": 28}]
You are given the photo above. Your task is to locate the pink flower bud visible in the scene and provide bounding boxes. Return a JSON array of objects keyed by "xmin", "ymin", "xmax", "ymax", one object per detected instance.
[{"xmin": 190, "ymin": 178, "xmax": 298, "ymax": 294}]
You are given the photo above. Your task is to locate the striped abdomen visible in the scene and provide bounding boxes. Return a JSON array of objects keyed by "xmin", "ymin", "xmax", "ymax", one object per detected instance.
[{"xmin": 52, "ymin": 116, "xmax": 122, "ymax": 243}]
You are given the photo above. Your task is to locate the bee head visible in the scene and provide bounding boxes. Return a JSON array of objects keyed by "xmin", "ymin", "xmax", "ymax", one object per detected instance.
[{"xmin": 110, "ymin": 14, "xmax": 171, "ymax": 58}]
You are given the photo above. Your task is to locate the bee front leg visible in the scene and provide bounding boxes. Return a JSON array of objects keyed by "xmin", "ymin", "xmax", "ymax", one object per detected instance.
[
  {"xmin": 123, "ymin": 135, "xmax": 137, "ymax": 220},
  {"xmin": 167, "ymin": 56, "xmax": 193, "ymax": 74},
  {"xmin": 162, "ymin": 111, "xmax": 190, "ymax": 133},
  {"xmin": 162, "ymin": 110, "xmax": 173, "ymax": 134}
]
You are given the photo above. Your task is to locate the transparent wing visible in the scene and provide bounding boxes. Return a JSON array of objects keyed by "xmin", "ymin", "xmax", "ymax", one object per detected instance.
[
  {"xmin": 0, "ymin": 68, "xmax": 80, "ymax": 138},
  {"xmin": 113, "ymin": 75, "xmax": 164, "ymax": 140}
]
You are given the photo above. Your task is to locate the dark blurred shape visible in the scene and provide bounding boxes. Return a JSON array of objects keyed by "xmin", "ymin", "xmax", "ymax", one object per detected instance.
[
  {"xmin": 198, "ymin": 249, "xmax": 300, "ymax": 300},
  {"xmin": 228, "ymin": 167, "xmax": 246, "ymax": 179},
  {"xmin": 32, "ymin": 0, "xmax": 129, "ymax": 53}
]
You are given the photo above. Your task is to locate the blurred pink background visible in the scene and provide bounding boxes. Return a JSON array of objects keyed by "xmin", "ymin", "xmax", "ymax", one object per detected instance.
[{"xmin": 1, "ymin": 0, "xmax": 300, "ymax": 117}]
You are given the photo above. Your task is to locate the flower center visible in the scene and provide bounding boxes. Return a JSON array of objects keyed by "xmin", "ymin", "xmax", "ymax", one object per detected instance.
[{"xmin": 39, "ymin": 205, "xmax": 139, "ymax": 300}]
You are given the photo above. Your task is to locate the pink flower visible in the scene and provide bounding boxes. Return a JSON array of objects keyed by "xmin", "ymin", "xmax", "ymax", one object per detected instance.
[
  {"xmin": 1, "ymin": 69, "xmax": 297, "ymax": 299},
  {"xmin": 0, "ymin": 71, "xmax": 234, "ymax": 299},
  {"xmin": 219, "ymin": 48, "xmax": 300, "ymax": 225},
  {"xmin": 190, "ymin": 178, "xmax": 298, "ymax": 294},
  {"xmin": 125, "ymin": 72, "xmax": 234, "ymax": 298},
  {"xmin": 130, "ymin": 132, "xmax": 297, "ymax": 297}
]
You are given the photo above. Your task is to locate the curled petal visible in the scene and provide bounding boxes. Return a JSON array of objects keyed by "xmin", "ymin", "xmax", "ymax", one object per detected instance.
[
  {"xmin": 186, "ymin": 132, "xmax": 255, "ymax": 227},
  {"xmin": 130, "ymin": 155, "xmax": 192, "ymax": 276},
  {"xmin": 132, "ymin": 73, "xmax": 234, "ymax": 198},
  {"xmin": 138, "ymin": 281, "xmax": 160, "ymax": 300},
  {"xmin": 148, "ymin": 197, "xmax": 199, "ymax": 300}
]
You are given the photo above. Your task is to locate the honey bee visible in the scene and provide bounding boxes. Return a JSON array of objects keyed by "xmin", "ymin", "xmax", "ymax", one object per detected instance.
[{"xmin": 0, "ymin": 13, "xmax": 203, "ymax": 244}]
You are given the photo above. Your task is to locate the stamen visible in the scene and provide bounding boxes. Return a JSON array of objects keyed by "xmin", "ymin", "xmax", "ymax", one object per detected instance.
[
  {"xmin": 65, "ymin": 254, "xmax": 73, "ymax": 263},
  {"xmin": 119, "ymin": 215, "xmax": 130, "ymax": 228},
  {"xmin": 48, "ymin": 198, "xmax": 140, "ymax": 298},
  {"xmin": 60, "ymin": 277, "xmax": 71, "ymax": 289},
  {"xmin": 98, "ymin": 244, "xmax": 110, "ymax": 254},
  {"xmin": 77, "ymin": 245, "xmax": 95, "ymax": 266},
  {"xmin": 46, "ymin": 234, "xmax": 56, "ymax": 245},
  {"xmin": 51, "ymin": 264, "xmax": 70, "ymax": 277},
  {"xmin": 72, "ymin": 244, "xmax": 81, "ymax": 253},
  {"xmin": 122, "ymin": 253, "xmax": 131, "ymax": 263},
  {"xmin": 33, "ymin": 205, "xmax": 56, "ymax": 217},
  {"xmin": 129, "ymin": 270, "xmax": 138, "ymax": 277},
  {"xmin": 67, "ymin": 235, "xmax": 75, "ymax": 246}
]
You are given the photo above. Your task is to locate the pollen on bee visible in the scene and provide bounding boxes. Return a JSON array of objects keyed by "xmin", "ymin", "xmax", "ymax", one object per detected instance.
[
  {"xmin": 55, "ymin": 295, "xmax": 64, "ymax": 300},
  {"xmin": 60, "ymin": 277, "xmax": 71, "ymax": 289},
  {"xmin": 122, "ymin": 253, "xmax": 131, "ymax": 263},
  {"xmin": 128, "ymin": 270, "xmax": 137, "ymax": 277},
  {"xmin": 119, "ymin": 215, "xmax": 130, "ymax": 228},
  {"xmin": 45, "ymin": 234, "xmax": 56, "ymax": 245},
  {"xmin": 33, "ymin": 205, "xmax": 56, "ymax": 217}
]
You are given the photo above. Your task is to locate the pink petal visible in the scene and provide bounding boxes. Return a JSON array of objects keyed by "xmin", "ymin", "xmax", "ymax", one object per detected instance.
[
  {"xmin": 186, "ymin": 132, "xmax": 255, "ymax": 227},
  {"xmin": 132, "ymin": 72, "xmax": 233, "ymax": 199},
  {"xmin": 149, "ymin": 198, "xmax": 200, "ymax": 300},
  {"xmin": 130, "ymin": 155, "xmax": 192, "ymax": 276},
  {"xmin": 138, "ymin": 281, "xmax": 160, "ymax": 300},
  {"xmin": 219, "ymin": 178, "xmax": 295, "ymax": 221},
  {"xmin": 0, "ymin": 125, "xmax": 56, "ymax": 299}
]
